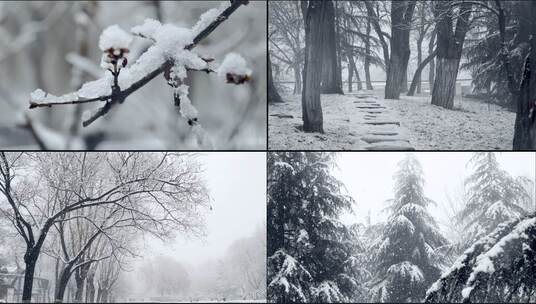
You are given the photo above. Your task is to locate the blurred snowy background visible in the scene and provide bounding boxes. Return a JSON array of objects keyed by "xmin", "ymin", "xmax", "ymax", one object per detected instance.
[{"xmin": 0, "ymin": 1, "xmax": 266, "ymax": 150}]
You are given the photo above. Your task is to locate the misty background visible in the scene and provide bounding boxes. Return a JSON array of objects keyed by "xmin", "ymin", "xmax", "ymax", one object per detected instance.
[{"xmin": 334, "ymin": 152, "xmax": 536, "ymax": 240}]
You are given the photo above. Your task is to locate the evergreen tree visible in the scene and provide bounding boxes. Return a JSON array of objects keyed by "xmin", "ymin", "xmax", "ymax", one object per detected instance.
[
  {"xmin": 425, "ymin": 213, "xmax": 536, "ymax": 303},
  {"xmin": 458, "ymin": 152, "xmax": 531, "ymax": 250},
  {"xmin": 267, "ymin": 152, "xmax": 364, "ymax": 303},
  {"xmin": 370, "ymin": 154, "xmax": 447, "ymax": 302}
]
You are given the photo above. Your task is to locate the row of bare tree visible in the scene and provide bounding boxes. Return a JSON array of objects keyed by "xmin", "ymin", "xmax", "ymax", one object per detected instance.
[
  {"xmin": 269, "ymin": 0, "xmax": 536, "ymax": 149},
  {"xmin": 0, "ymin": 152, "xmax": 210, "ymax": 302}
]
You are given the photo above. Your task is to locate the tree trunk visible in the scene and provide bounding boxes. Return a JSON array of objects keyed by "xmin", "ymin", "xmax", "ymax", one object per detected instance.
[
  {"xmin": 268, "ymin": 55, "xmax": 283, "ymax": 103},
  {"xmin": 513, "ymin": 1, "xmax": 536, "ymax": 149},
  {"xmin": 385, "ymin": 1, "xmax": 416, "ymax": 100},
  {"xmin": 21, "ymin": 254, "xmax": 37, "ymax": 303},
  {"xmin": 55, "ymin": 265, "xmax": 74, "ymax": 303},
  {"xmin": 431, "ymin": 58, "xmax": 460, "ymax": 109},
  {"xmin": 293, "ymin": 64, "xmax": 301, "ymax": 95},
  {"xmin": 74, "ymin": 263, "xmax": 90, "ymax": 303},
  {"xmin": 428, "ymin": 30, "xmax": 436, "ymax": 91},
  {"xmin": 85, "ymin": 272, "xmax": 95, "ymax": 303},
  {"xmin": 401, "ymin": 69, "xmax": 408, "ymax": 93},
  {"xmin": 354, "ymin": 63, "xmax": 363, "ymax": 91},
  {"xmin": 365, "ymin": 18, "xmax": 373, "ymax": 90},
  {"xmin": 347, "ymin": 61, "xmax": 353, "ymax": 92},
  {"xmin": 302, "ymin": 1, "xmax": 328, "ymax": 133},
  {"xmin": 365, "ymin": 1, "xmax": 389, "ymax": 72},
  {"xmin": 408, "ymin": 49, "xmax": 437, "ymax": 96},
  {"xmin": 416, "ymin": 38, "xmax": 423, "ymax": 94},
  {"xmin": 320, "ymin": 0, "xmax": 343, "ymax": 94},
  {"xmin": 430, "ymin": 1, "xmax": 472, "ymax": 109}
]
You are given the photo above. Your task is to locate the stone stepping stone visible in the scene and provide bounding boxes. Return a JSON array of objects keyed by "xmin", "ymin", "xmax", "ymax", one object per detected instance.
[
  {"xmin": 370, "ymin": 132, "xmax": 399, "ymax": 136},
  {"xmin": 356, "ymin": 106, "xmax": 386, "ymax": 109},
  {"xmin": 364, "ymin": 121, "xmax": 401, "ymax": 126},
  {"xmin": 362, "ymin": 135, "xmax": 406, "ymax": 144},
  {"xmin": 359, "ymin": 110, "xmax": 385, "ymax": 114},
  {"xmin": 365, "ymin": 141, "xmax": 414, "ymax": 150},
  {"xmin": 270, "ymin": 114, "xmax": 294, "ymax": 119}
]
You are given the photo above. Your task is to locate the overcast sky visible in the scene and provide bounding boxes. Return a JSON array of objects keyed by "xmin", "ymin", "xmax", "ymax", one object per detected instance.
[
  {"xmin": 334, "ymin": 152, "xmax": 535, "ymax": 235},
  {"xmin": 136, "ymin": 152, "xmax": 266, "ymax": 266}
]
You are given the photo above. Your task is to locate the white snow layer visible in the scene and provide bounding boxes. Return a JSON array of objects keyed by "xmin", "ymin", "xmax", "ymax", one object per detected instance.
[
  {"xmin": 268, "ymin": 250, "xmax": 311, "ymax": 302},
  {"xmin": 217, "ymin": 53, "xmax": 252, "ymax": 78},
  {"xmin": 387, "ymin": 261, "xmax": 424, "ymax": 283},
  {"xmin": 177, "ymin": 85, "xmax": 198, "ymax": 121},
  {"xmin": 99, "ymin": 25, "xmax": 133, "ymax": 51},
  {"xmin": 274, "ymin": 161, "xmax": 295, "ymax": 174},
  {"xmin": 312, "ymin": 281, "xmax": 343, "ymax": 302},
  {"xmin": 191, "ymin": 2, "xmax": 229, "ymax": 35},
  {"xmin": 30, "ymin": 89, "xmax": 79, "ymax": 105},
  {"xmin": 132, "ymin": 19, "xmax": 161, "ymax": 40},
  {"xmin": 466, "ymin": 217, "xmax": 536, "ymax": 286}
]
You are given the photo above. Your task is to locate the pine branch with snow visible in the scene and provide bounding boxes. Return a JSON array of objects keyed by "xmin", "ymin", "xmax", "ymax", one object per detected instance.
[{"xmin": 425, "ymin": 213, "xmax": 536, "ymax": 303}]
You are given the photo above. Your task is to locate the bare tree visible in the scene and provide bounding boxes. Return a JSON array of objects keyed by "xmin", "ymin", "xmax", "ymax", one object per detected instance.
[
  {"xmin": 0, "ymin": 152, "xmax": 209, "ymax": 302},
  {"xmin": 269, "ymin": 1, "xmax": 304, "ymax": 95}
]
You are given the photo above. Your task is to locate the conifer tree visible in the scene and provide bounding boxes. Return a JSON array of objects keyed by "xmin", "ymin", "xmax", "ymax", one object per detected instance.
[
  {"xmin": 458, "ymin": 152, "xmax": 531, "ymax": 250},
  {"xmin": 370, "ymin": 154, "xmax": 447, "ymax": 302},
  {"xmin": 267, "ymin": 152, "xmax": 364, "ymax": 303}
]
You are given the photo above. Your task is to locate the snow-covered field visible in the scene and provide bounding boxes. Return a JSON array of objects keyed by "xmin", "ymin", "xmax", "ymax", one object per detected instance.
[{"xmin": 269, "ymin": 89, "xmax": 515, "ymax": 150}]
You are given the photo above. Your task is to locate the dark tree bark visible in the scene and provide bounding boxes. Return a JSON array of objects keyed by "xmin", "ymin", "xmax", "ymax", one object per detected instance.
[
  {"xmin": 293, "ymin": 63, "xmax": 302, "ymax": 95},
  {"xmin": 268, "ymin": 55, "xmax": 283, "ymax": 104},
  {"xmin": 428, "ymin": 29, "xmax": 436, "ymax": 91},
  {"xmin": 513, "ymin": 1, "xmax": 536, "ymax": 149},
  {"xmin": 385, "ymin": 1, "xmax": 416, "ymax": 100},
  {"xmin": 408, "ymin": 49, "xmax": 438, "ymax": 96},
  {"xmin": 55, "ymin": 265, "xmax": 73, "ymax": 303},
  {"xmin": 353, "ymin": 61, "xmax": 363, "ymax": 91},
  {"xmin": 22, "ymin": 254, "xmax": 38, "ymax": 303},
  {"xmin": 347, "ymin": 54, "xmax": 362, "ymax": 92},
  {"xmin": 401, "ymin": 70, "xmax": 408, "ymax": 93},
  {"xmin": 347, "ymin": 60, "xmax": 353, "ymax": 92},
  {"xmin": 416, "ymin": 44, "xmax": 422, "ymax": 93},
  {"xmin": 302, "ymin": 1, "xmax": 328, "ymax": 133},
  {"xmin": 74, "ymin": 262, "xmax": 90, "ymax": 303},
  {"xmin": 431, "ymin": 1, "xmax": 472, "ymax": 109},
  {"xmin": 320, "ymin": 0, "xmax": 343, "ymax": 94},
  {"xmin": 85, "ymin": 270, "xmax": 96, "ymax": 303},
  {"xmin": 365, "ymin": 18, "xmax": 374, "ymax": 90}
]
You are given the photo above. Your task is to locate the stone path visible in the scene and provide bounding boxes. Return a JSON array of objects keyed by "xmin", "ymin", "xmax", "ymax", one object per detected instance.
[{"xmin": 351, "ymin": 93, "xmax": 414, "ymax": 150}]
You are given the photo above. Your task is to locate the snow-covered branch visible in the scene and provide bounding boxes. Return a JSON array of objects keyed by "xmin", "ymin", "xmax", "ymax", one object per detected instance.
[{"xmin": 28, "ymin": 0, "xmax": 252, "ymax": 129}]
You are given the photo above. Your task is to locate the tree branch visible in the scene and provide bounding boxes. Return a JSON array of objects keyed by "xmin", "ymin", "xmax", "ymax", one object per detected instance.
[{"xmin": 28, "ymin": 0, "xmax": 249, "ymax": 127}]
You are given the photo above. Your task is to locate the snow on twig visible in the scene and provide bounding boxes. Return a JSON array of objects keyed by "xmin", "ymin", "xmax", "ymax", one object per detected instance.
[{"xmin": 28, "ymin": 0, "xmax": 251, "ymax": 128}]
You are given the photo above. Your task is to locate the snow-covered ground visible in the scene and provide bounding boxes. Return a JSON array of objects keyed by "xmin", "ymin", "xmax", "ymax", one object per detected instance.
[
  {"xmin": 269, "ymin": 89, "xmax": 515, "ymax": 150},
  {"xmin": 269, "ymin": 92, "xmax": 412, "ymax": 150},
  {"xmin": 381, "ymin": 92, "xmax": 515, "ymax": 150}
]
